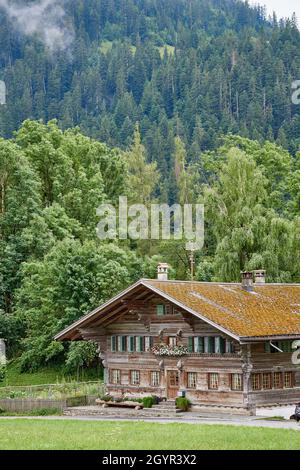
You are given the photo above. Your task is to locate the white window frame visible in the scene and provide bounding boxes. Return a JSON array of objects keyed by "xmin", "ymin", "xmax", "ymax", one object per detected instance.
[
  {"xmin": 131, "ymin": 370, "xmax": 140, "ymax": 386},
  {"xmin": 150, "ymin": 371, "xmax": 160, "ymax": 387}
]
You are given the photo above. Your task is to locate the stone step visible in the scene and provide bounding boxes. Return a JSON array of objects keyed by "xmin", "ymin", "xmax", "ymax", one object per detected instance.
[
  {"xmin": 152, "ymin": 405, "xmax": 176, "ymax": 410},
  {"xmin": 63, "ymin": 406, "xmax": 182, "ymax": 418}
]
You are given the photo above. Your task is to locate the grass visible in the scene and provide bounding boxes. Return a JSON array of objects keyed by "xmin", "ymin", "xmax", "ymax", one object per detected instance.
[
  {"xmin": 0, "ymin": 408, "xmax": 62, "ymax": 417},
  {"xmin": 0, "ymin": 420, "xmax": 299, "ymax": 450},
  {"xmin": 0, "ymin": 360, "xmax": 102, "ymax": 388}
]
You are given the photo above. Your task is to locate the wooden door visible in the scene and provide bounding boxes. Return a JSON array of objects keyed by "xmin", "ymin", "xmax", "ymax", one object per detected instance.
[{"xmin": 167, "ymin": 370, "xmax": 179, "ymax": 399}]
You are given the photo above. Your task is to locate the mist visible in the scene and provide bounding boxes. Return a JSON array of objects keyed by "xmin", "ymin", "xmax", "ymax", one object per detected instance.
[{"xmin": 0, "ymin": 0, "xmax": 74, "ymax": 51}]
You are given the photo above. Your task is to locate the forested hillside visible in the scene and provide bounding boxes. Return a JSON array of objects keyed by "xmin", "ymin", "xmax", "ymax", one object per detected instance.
[
  {"xmin": 2, "ymin": 1, "xmax": 300, "ymax": 372},
  {"xmin": 1, "ymin": 0, "xmax": 300, "ymax": 199}
]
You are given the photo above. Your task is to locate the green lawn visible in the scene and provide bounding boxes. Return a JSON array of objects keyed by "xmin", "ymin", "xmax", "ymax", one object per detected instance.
[
  {"xmin": 0, "ymin": 361, "xmax": 102, "ymax": 387},
  {"xmin": 0, "ymin": 420, "xmax": 299, "ymax": 450}
]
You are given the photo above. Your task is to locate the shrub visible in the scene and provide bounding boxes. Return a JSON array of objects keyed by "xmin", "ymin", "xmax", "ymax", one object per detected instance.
[
  {"xmin": 176, "ymin": 397, "xmax": 191, "ymax": 412},
  {"xmin": 100, "ymin": 395, "xmax": 113, "ymax": 402},
  {"xmin": 151, "ymin": 395, "xmax": 161, "ymax": 405},
  {"xmin": 142, "ymin": 396, "xmax": 155, "ymax": 408},
  {"xmin": 0, "ymin": 363, "xmax": 6, "ymax": 383},
  {"xmin": 28, "ymin": 408, "xmax": 61, "ymax": 416}
]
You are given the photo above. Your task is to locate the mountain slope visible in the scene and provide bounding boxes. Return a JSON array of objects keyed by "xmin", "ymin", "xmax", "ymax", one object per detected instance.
[{"xmin": 0, "ymin": 0, "xmax": 300, "ymax": 193}]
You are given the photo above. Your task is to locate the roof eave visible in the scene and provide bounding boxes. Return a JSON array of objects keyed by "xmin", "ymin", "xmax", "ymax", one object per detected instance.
[
  {"xmin": 240, "ymin": 334, "xmax": 300, "ymax": 343},
  {"xmin": 54, "ymin": 279, "xmax": 146, "ymax": 341}
]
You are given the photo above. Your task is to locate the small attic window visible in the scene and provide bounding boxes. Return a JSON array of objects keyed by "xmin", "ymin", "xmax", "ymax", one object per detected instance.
[{"xmin": 156, "ymin": 304, "xmax": 166, "ymax": 316}]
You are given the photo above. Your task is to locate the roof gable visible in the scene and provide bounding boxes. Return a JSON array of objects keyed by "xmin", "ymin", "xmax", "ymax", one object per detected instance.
[{"xmin": 54, "ymin": 279, "xmax": 300, "ymax": 341}]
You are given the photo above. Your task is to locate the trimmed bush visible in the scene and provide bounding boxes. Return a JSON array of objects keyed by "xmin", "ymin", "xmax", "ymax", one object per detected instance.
[
  {"xmin": 176, "ymin": 397, "xmax": 191, "ymax": 412},
  {"xmin": 142, "ymin": 396, "xmax": 154, "ymax": 408}
]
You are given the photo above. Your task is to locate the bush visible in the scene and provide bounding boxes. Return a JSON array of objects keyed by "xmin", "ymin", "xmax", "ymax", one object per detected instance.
[
  {"xmin": 142, "ymin": 396, "xmax": 155, "ymax": 408},
  {"xmin": 0, "ymin": 407, "xmax": 61, "ymax": 417},
  {"xmin": 100, "ymin": 395, "xmax": 113, "ymax": 402},
  {"xmin": 176, "ymin": 397, "xmax": 191, "ymax": 412},
  {"xmin": 0, "ymin": 363, "xmax": 6, "ymax": 383},
  {"xmin": 28, "ymin": 408, "xmax": 61, "ymax": 416},
  {"xmin": 151, "ymin": 395, "xmax": 161, "ymax": 405}
]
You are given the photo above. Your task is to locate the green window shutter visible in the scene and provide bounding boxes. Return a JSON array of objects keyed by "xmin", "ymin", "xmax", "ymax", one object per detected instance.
[
  {"xmin": 136, "ymin": 336, "xmax": 144, "ymax": 352},
  {"xmin": 219, "ymin": 337, "xmax": 226, "ymax": 354},
  {"xmin": 122, "ymin": 336, "xmax": 127, "ymax": 352},
  {"xmin": 130, "ymin": 336, "xmax": 135, "ymax": 352},
  {"xmin": 188, "ymin": 337, "xmax": 194, "ymax": 353},
  {"xmin": 157, "ymin": 304, "xmax": 165, "ymax": 316},
  {"xmin": 111, "ymin": 336, "xmax": 116, "ymax": 352},
  {"xmin": 264, "ymin": 342, "xmax": 271, "ymax": 353}
]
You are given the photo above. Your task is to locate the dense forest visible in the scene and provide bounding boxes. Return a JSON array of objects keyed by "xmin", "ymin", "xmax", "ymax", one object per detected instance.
[
  {"xmin": 1, "ymin": 0, "xmax": 300, "ymax": 198},
  {"xmin": 1, "ymin": 0, "xmax": 300, "ymax": 373}
]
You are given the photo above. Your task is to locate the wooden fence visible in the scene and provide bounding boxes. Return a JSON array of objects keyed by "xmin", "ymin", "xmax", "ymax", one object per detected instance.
[
  {"xmin": 0, "ymin": 395, "xmax": 100, "ymax": 412},
  {"xmin": 0, "ymin": 398, "xmax": 67, "ymax": 412}
]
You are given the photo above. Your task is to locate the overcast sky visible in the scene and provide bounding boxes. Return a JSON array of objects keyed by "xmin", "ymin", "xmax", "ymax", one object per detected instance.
[{"xmin": 249, "ymin": 1, "xmax": 300, "ymax": 19}]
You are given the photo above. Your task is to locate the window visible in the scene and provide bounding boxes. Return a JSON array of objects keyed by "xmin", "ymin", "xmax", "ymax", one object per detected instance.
[
  {"xmin": 262, "ymin": 373, "xmax": 272, "ymax": 390},
  {"xmin": 156, "ymin": 304, "xmax": 166, "ymax": 316},
  {"xmin": 205, "ymin": 337, "xmax": 215, "ymax": 353},
  {"xmin": 136, "ymin": 336, "xmax": 144, "ymax": 352},
  {"xmin": 145, "ymin": 336, "xmax": 153, "ymax": 352},
  {"xmin": 208, "ymin": 373, "xmax": 219, "ymax": 390},
  {"xmin": 265, "ymin": 341, "xmax": 293, "ymax": 354},
  {"xmin": 117, "ymin": 336, "xmax": 126, "ymax": 352},
  {"xmin": 284, "ymin": 372, "xmax": 293, "ymax": 388},
  {"xmin": 194, "ymin": 337, "xmax": 204, "ymax": 353},
  {"xmin": 130, "ymin": 370, "xmax": 140, "ymax": 385},
  {"xmin": 231, "ymin": 374, "xmax": 243, "ymax": 391},
  {"xmin": 150, "ymin": 371, "xmax": 160, "ymax": 387},
  {"xmin": 188, "ymin": 336, "xmax": 230, "ymax": 354},
  {"xmin": 111, "ymin": 369, "xmax": 121, "ymax": 385},
  {"xmin": 251, "ymin": 373, "xmax": 261, "ymax": 391},
  {"xmin": 273, "ymin": 372, "xmax": 283, "ymax": 389},
  {"xmin": 169, "ymin": 337, "xmax": 177, "ymax": 347},
  {"xmin": 215, "ymin": 337, "xmax": 226, "ymax": 354},
  {"xmin": 111, "ymin": 336, "xmax": 116, "ymax": 352},
  {"xmin": 127, "ymin": 336, "xmax": 135, "ymax": 353},
  {"xmin": 187, "ymin": 372, "xmax": 197, "ymax": 389}
]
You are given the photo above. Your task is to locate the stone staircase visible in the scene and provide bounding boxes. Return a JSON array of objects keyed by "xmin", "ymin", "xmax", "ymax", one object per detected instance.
[
  {"xmin": 64, "ymin": 400, "xmax": 181, "ymax": 418},
  {"xmin": 143, "ymin": 400, "xmax": 179, "ymax": 416}
]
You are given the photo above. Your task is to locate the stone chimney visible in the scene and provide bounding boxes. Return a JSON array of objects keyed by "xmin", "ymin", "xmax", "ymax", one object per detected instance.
[
  {"xmin": 241, "ymin": 271, "xmax": 254, "ymax": 292},
  {"xmin": 157, "ymin": 263, "xmax": 169, "ymax": 281},
  {"xmin": 0, "ymin": 339, "xmax": 6, "ymax": 365},
  {"xmin": 253, "ymin": 270, "xmax": 266, "ymax": 285}
]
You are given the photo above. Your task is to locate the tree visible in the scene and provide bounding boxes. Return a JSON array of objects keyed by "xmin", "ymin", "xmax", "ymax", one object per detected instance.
[
  {"xmin": 0, "ymin": 138, "xmax": 41, "ymax": 313},
  {"xmin": 16, "ymin": 239, "xmax": 144, "ymax": 371},
  {"xmin": 124, "ymin": 124, "xmax": 160, "ymax": 205},
  {"xmin": 204, "ymin": 148, "xmax": 269, "ymax": 281}
]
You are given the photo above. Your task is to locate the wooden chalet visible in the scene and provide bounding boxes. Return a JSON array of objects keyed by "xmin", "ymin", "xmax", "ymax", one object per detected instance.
[{"xmin": 55, "ymin": 265, "xmax": 300, "ymax": 411}]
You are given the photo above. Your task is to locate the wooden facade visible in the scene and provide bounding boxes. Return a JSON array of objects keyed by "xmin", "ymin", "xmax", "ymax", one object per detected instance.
[{"xmin": 55, "ymin": 274, "xmax": 300, "ymax": 411}]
